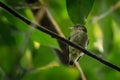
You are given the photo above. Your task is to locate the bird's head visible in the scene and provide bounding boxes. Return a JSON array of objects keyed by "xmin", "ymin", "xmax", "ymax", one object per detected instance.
[{"xmin": 70, "ymin": 24, "xmax": 87, "ymax": 32}]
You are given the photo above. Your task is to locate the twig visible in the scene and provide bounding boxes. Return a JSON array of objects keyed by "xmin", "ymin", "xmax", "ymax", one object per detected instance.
[
  {"xmin": 0, "ymin": 1, "xmax": 120, "ymax": 72},
  {"xmin": 92, "ymin": 1, "xmax": 120, "ymax": 23},
  {"xmin": 74, "ymin": 61, "xmax": 86, "ymax": 80}
]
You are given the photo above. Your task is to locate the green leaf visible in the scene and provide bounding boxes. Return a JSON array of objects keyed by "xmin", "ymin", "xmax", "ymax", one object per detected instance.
[
  {"xmin": 91, "ymin": 0, "xmax": 113, "ymax": 54},
  {"xmin": 1, "ymin": 9, "xmax": 33, "ymax": 32},
  {"xmin": 22, "ymin": 66, "xmax": 80, "ymax": 80},
  {"xmin": 31, "ymin": 29, "xmax": 60, "ymax": 50},
  {"xmin": 66, "ymin": 0, "xmax": 94, "ymax": 25},
  {"xmin": 0, "ymin": 46, "xmax": 18, "ymax": 74},
  {"xmin": 0, "ymin": 19, "xmax": 19, "ymax": 74},
  {"xmin": 113, "ymin": 10, "xmax": 120, "ymax": 26},
  {"xmin": 33, "ymin": 46, "xmax": 57, "ymax": 67},
  {"xmin": 95, "ymin": 0, "xmax": 114, "ymax": 54},
  {"xmin": 80, "ymin": 55, "xmax": 102, "ymax": 80},
  {"xmin": 100, "ymin": 16, "xmax": 113, "ymax": 54},
  {"xmin": 1, "ymin": 0, "xmax": 35, "ymax": 32}
]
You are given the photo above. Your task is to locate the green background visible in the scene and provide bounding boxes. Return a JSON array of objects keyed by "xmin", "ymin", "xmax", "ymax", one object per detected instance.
[{"xmin": 0, "ymin": 0, "xmax": 120, "ymax": 80}]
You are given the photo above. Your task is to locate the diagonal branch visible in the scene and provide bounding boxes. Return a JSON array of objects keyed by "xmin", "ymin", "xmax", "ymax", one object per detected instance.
[
  {"xmin": 0, "ymin": 1, "xmax": 120, "ymax": 72},
  {"xmin": 92, "ymin": 1, "xmax": 120, "ymax": 23}
]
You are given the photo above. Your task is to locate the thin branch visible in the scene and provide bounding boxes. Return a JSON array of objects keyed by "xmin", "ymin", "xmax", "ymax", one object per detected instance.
[
  {"xmin": 74, "ymin": 62, "xmax": 86, "ymax": 80},
  {"xmin": 92, "ymin": 1, "xmax": 120, "ymax": 23},
  {"xmin": 0, "ymin": 1, "xmax": 120, "ymax": 72}
]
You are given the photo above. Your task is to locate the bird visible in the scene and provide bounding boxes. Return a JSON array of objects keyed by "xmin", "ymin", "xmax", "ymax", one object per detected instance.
[{"xmin": 69, "ymin": 24, "xmax": 89, "ymax": 65}]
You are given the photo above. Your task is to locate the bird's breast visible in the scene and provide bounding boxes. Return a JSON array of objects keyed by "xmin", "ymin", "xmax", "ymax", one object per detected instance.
[{"xmin": 70, "ymin": 30, "xmax": 88, "ymax": 47}]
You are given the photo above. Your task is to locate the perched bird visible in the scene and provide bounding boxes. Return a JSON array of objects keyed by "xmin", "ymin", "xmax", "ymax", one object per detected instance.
[{"xmin": 69, "ymin": 24, "xmax": 89, "ymax": 65}]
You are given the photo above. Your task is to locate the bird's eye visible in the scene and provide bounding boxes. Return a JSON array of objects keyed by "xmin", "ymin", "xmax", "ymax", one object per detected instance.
[{"xmin": 82, "ymin": 28, "xmax": 87, "ymax": 32}]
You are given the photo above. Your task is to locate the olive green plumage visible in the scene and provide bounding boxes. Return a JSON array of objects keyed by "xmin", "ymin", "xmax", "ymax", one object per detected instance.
[{"xmin": 69, "ymin": 24, "xmax": 88, "ymax": 64}]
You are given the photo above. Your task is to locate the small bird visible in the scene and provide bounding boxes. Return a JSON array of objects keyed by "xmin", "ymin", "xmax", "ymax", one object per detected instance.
[{"xmin": 69, "ymin": 24, "xmax": 89, "ymax": 65}]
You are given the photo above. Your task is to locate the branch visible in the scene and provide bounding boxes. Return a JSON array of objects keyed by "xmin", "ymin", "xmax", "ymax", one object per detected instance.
[
  {"xmin": 0, "ymin": 1, "xmax": 120, "ymax": 72},
  {"xmin": 74, "ymin": 62, "xmax": 86, "ymax": 80},
  {"xmin": 92, "ymin": 1, "xmax": 120, "ymax": 23}
]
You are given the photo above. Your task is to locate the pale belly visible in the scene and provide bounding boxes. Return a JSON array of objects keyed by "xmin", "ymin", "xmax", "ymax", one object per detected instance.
[{"xmin": 69, "ymin": 30, "xmax": 88, "ymax": 61}]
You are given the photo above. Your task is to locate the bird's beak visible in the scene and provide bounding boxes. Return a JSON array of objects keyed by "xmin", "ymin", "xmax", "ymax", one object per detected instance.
[{"xmin": 69, "ymin": 27, "xmax": 74, "ymax": 30}]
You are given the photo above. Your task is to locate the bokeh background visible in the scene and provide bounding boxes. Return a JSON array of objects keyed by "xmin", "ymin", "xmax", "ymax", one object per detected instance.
[{"xmin": 0, "ymin": 0, "xmax": 120, "ymax": 80}]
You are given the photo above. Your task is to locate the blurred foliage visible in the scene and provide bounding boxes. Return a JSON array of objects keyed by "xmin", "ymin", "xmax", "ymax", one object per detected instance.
[
  {"xmin": 66, "ymin": 0, "xmax": 94, "ymax": 25},
  {"xmin": 0, "ymin": 0, "xmax": 120, "ymax": 80},
  {"xmin": 22, "ymin": 66, "xmax": 80, "ymax": 80}
]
